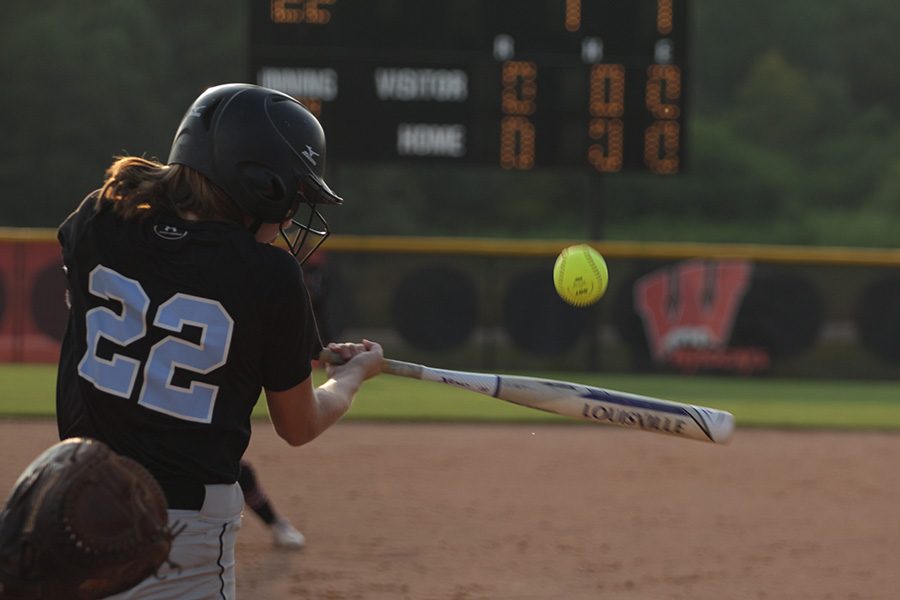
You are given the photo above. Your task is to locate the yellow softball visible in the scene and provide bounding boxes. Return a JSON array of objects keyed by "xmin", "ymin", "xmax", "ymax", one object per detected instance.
[{"xmin": 553, "ymin": 244, "xmax": 608, "ymax": 307}]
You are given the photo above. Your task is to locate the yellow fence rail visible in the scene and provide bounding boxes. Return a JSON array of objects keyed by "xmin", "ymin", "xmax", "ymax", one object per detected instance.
[{"xmin": 3, "ymin": 227, "xmax": 898, "ymax": 267}]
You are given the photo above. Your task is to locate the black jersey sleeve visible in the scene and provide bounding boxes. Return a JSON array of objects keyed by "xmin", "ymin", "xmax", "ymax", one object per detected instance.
[
  {"xmin": 58, "ymin": 191, "xmax": 102, "ymax": 256},
  {"xmin": 259, "ymin": 250, "xmax": 321, "ymax": 391}
]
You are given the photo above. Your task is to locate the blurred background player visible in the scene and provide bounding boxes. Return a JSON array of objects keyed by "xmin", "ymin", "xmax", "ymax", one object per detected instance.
[
  {"xmin": 239, "ymin": 460, "xmax": 305, "ymax": 549},
  {"xmin": 55, "ymin": 83, "xmax": 383, "ymax": 599}
]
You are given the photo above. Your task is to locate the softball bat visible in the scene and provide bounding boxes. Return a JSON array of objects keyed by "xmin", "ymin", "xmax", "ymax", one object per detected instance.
[{"xmin": 319, "ymin": 350, "xmax": 734, "ymax": 444}]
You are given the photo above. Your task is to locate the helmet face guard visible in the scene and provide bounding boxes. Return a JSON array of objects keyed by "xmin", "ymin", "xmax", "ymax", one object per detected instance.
[
  {"xmin": 278, "ymin": 175, "xmax": 339, "ymax": 264},
  {"xmin": 280, "ymin": 200, "xmax": 331, "ymax": 265}
]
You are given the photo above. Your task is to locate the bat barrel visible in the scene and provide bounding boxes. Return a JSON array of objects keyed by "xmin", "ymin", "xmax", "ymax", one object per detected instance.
[
  {"xmin": 578, "ymin": 394, "xmax": 734, "ymax": 443},
  {"xmin": 506, "ymin": 378, "xmax": 735, "ymax": 444}
]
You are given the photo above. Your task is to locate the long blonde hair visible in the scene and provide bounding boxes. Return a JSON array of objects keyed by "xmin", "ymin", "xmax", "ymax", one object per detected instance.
[{"xmin": 98, "ymin": 156, "xmax": 245, "ymax": 224}]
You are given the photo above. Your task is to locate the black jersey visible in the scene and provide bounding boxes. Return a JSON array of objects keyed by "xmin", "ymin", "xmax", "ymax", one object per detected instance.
[{"xmin": 56, "ymin": 193, "xmax": 319, "ymax": 496}]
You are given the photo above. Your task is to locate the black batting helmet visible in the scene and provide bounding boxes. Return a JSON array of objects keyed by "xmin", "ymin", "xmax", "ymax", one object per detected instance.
[{"xmin": 168, "ymin": 83, "xmax": 342, "ymax": 261}]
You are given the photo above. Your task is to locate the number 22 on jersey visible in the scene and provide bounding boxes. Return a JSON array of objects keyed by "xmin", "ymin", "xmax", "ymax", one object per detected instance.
[{"xmin": 78, "ymin": 265, "xmax": 234, "ymax": 423}]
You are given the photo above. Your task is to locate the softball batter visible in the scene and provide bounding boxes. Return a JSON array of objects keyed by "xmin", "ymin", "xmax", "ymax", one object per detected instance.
[{"xmin": 55, "ymin": 83, "xmax": 383, "ymax": 599}]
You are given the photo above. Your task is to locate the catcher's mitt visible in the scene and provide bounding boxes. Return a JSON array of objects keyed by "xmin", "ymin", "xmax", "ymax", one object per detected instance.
[{"xmin": 0, "ymin": 438, "xmax": 175, "ymax": 600}]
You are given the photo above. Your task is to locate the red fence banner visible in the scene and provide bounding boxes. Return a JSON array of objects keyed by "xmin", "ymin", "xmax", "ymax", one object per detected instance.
[{"xmin": 0, "ymin": 240, "xmax": 65, "ymax": 363}]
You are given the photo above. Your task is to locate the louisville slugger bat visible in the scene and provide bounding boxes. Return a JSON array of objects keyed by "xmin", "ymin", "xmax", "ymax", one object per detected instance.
[{"xmin": 320, "ymin": 350, "xmax": 734, "ymax": 444}]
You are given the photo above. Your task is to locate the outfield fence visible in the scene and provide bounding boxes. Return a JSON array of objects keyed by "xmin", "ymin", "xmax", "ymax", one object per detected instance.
[{"xmin": 1, "ymin": 228, "xmax": 898, "ymax": 379}]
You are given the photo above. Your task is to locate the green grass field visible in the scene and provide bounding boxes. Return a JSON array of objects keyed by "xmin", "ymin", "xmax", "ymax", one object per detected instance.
[{"xmin": 3, "ymin": 364, "xmax": 899, "ymax": 430}]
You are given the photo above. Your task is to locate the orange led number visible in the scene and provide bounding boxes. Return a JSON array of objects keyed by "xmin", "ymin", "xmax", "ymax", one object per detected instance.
[
  {"xmin": 657, "ymin": 0, "xmax": 673, "ymax": 34},
  {"xmin": 589, "ymin": 64, "xmax": 625, "ymax": 118},
  {"xmin": 644, "ymin": 64, "xmax": 681, "ymax": 173},
  {"xmin": 645, "ymin": 65, "xmax": 681, "ymax": 119},
  {"xmin": 271, "ymin": 0, "xmax": 335, "ymax": 24},
  {"xmin": 588, "ymin": 118, "xmax": 624, "ymax": 173},
  {"xmin": 644, "ymin": 120, "xmax": 680, "ymax": 174},
  {"xmin": 587, "ymin": 64, "xmax": 625, "ymax": 172},
  {"xmin": 500, "ymin": 61, "xmax": 538, "ymax": 170},
  {"xmin": 565, "ymin": 0, "xmax": 581, "ymax": 32},
  {"xmin": 501, "ymin": 61, "xmax": 537, "ymax": 115},
  {"xmin": 500, "ymin": 117, "xmax": 536, "ymax": 170}
]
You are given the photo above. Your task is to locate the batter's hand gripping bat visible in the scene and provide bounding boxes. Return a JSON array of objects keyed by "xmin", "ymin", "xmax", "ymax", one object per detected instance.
[{"xmin": 319, "ymin": 350, "xmax": 734, "ymax": 444}]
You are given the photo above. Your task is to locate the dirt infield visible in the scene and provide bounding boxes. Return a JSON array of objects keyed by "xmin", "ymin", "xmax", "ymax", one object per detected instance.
[{"xmin": 2, "ymin": 420, "xmax": 899, "ymax": 599}]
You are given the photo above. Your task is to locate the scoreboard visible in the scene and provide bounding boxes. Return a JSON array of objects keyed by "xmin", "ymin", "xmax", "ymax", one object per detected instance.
[{"xmin": 249, "ymin": 0, "xmax": 688, "ymax": 173}]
